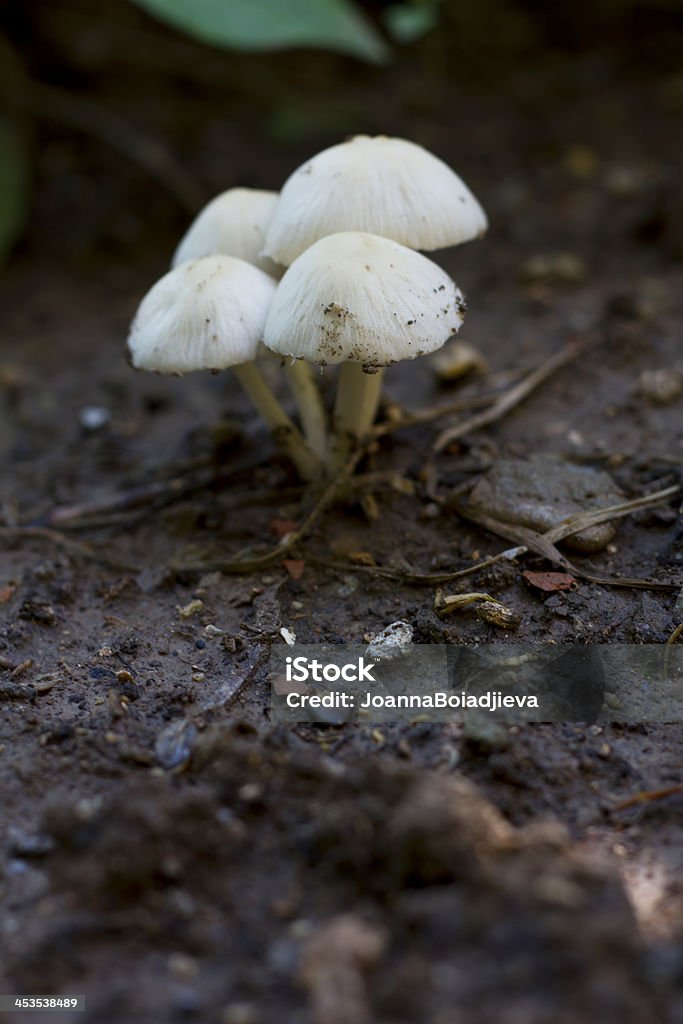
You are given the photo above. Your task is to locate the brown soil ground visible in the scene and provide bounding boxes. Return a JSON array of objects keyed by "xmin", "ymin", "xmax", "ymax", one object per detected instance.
[{"xmin": 0, "ymin": 4, "xmax": 682, "ymax": 1022}]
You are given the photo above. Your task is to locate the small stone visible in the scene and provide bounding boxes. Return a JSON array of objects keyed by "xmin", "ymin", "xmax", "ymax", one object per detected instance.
[
  {"xmin": 238, "ymin": 783, "xmax": 264, "ymax": 803},
  {"xmin": 168, "ymin": 952, "xmax": 198, "ymax": 981},
  {"xmin": 336, "ymin": 575, "xmax": 358, "ymax": 597},
  {"xmin": 155, "ymin": 718, "xmax": 198, "ymax": 769},
  {"xmin": 639, "ymin": 368, "xmax": 683, "ymax": 405},
  {"xmin": 79, "ymin": 405, "xmax": 110, "ymax": 431},
  {"xmin": 7, "ymin": 826, "xmax": 54, "ymax": 858},
  {"xmin": 366, "ymin": 621, "xmax": 414, "ymax": 661},
  {"xmin": 467, "ymin": 455, "xmax": 625, "ymax": 553},
  {"xmin": 204, "ymin": 624, "xmax": 224, "ymax": 636},
  {"xmin": 431, "ymin": 341, "xmax": 487, "ymax": 381}
]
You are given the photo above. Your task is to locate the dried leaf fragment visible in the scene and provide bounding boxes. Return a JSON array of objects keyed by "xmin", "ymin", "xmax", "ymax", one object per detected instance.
[
  {"xmin": 522, "ymin": 570, "xmax": 576, "ymax": 592},
  {"xmin": 282, "ymin": 558, "xmax": 305, "ymax": 580}
]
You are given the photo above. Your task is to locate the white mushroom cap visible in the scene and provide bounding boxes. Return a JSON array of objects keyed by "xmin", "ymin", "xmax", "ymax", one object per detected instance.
[
  {"xmin": 172, "ymin": 187, "xmax": 281, "ymax": 275},
  {"xmin": 263, "ymin": 231, "xmax": 465, "ymax": 368},
  {"xmin": 128, "ymin": 255, "xmax": 277, "ymax": 374},
  {"xmin": 263, "ymin": 135, "xmax": 487, "ymax": 266}
]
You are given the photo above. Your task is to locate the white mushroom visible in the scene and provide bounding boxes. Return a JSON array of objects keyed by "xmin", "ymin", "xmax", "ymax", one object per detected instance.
[
  {"xmin": 128, "ymin": 255, "xmax": 320, "ymax": 480},
  {"xmin": 172, "ymin": 188, "xmax": 281, "ymax": 275},
  {"xmin": 263, "ymin": 135, "xmax": 487, "ymax": 267},
  {"xmin": 263, "ymin": 232, "xmax": 465, "ymax": 465},
  {"xmin": 172, "ymin": 188, "xmax": 328, "ymax": 462}
]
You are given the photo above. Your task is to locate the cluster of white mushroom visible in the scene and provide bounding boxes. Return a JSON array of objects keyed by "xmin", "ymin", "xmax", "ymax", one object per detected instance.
[{"xmin": 127, "ymin": 135, "xmax": 487, "ymax": 480}]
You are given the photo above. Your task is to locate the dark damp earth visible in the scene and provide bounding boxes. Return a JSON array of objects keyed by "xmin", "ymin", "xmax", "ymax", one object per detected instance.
[{"xmin": 0, "ymin": 4, "xmax": 682, "ymax": 1022}]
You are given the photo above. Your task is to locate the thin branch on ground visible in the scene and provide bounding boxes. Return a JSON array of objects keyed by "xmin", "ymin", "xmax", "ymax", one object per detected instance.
[
  {"xmin": 309, "ymin": 546, "xmax": 528, "ymax": 586},
  {"xmin": 544, "ymin": 484, "xmax": 681, "ymax": 544},
  {"xmin": 451, "ymin": 484, "xmax": 682, "ymax": 591},
  {"xmin": 371, "ymin": 390, "xmax": 504, "ymax": 439},
  {"xmin": 0, "ymin": 526, "xmax": 139, "ymax": 573},
  {"xmin": 433, "ymin": 337, "xmax": 593, "ymax": 453},
  {"xmin": 667, "ymin": 623, "xmax": 683, "ymax": 646},
  {"xmin": 613, "ymin": 784, "xmax": 683, "ymax": 812},
  {"xmin": 171, "ymin": 448, "xmax": 366, "ymax": 575},
  {"xmin": 38, "ymin": 457, "xmax": 295, "ymax": 531}
]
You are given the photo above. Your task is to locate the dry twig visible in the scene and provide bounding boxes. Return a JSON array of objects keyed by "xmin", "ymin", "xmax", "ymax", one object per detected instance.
[
  {"xmin": 171, "ymin": 448, "xmax": 366, "ymax": 575},
  {"xmin": 452, "ymin": 483, "xmax": 681, "ymax": 591},
  {"xmin": 613, "ymin": 784, "xmax": 683, "ymax": 812},
  {"xmin": 433, "ymin": 338, "xmax": 591, "ymax": 453},
  {"xmin": 0, "ymin": 526, "xmax": 139, "ymax": 573},
  {"xmin": 310, "ymin": 546, "xmax": 528, "ymax": 586}
]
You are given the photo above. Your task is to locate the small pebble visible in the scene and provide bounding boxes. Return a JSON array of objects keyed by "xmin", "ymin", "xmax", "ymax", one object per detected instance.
[
  {"xmin": 79, "ymin": 405, "xmax": 110, "ymax": 431},
  {"xmin": 639, "ymin": 368, "xmax": 683, "ymax": 405},
  {"xmin": 168, "ymin": 953, "xmax": 198, "ymax": 982},
  {"xmin": 366, "ymin": 621, "xmax": 414, "ymax": 660},
  {"xmin": 432, "ymin": 341, "xmax": 487, "ymax": 381},
  {"xmin": 155, "ymin": 718, "xmax": 198, "ymax": 770},
  {"xmin": 467, "ymin": 455, "xmax": 625, "ymax": 553}
]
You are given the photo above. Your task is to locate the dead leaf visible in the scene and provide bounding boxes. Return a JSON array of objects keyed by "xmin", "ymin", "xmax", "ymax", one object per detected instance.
[
  {"xmin": 0, "ymin": 584, "xmax": 16, "ymax": 604},
  {"xmin": 522, "ymin": 570, "xmax": 576, "ymax": 592},
  {"xmin": 282, "ymin": 558, "xmax": 305, "ymax": 580},
  {"xmin": 270, "ymin": 518, "xmax": 299, "ymax": 538},
  {"xmin": 347, "ymin": 551, "xmax": 376, "ymax": 566}
]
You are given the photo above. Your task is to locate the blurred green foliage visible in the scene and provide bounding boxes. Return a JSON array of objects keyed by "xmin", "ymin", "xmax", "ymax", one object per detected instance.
[
  {"xmin": 131, "ymin": 0, "xmax": 392, "ymax": 63},
  {"xmin": 0, "ymin": 0, "xmax": 442, "ymax": 264},
  {"xmin": 383, "ymin": 1, "xmax": 440, "ymax": 43}
]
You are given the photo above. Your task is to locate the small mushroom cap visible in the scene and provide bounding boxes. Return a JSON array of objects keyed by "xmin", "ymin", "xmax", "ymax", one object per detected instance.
[
  {"xmin": 128, "ymin": 255, "xmax": 277, "ymax": 374},
  {"xmin": 172, "ymin": 187, "xmax": 281, "ymax": 275},
  {"xmin": 263, "ymin": 135, "xmax": 487, "ymax": 266},
  {"xmin": 263, "ymin": 231, "xmax": 465, "ymax": 368}
]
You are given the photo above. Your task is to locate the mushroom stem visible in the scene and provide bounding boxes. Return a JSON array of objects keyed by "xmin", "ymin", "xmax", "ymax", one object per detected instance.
[
  {"xmin": 233, "ymin": 362, "xmax": 321, "ymax": 481},
  {"xmin": 330, "ymin": 362, "xmax": 385, "ymax": 470},
  {"xmin": 285, "ymin": 359, "xmax": 328, "ymax": 461}
]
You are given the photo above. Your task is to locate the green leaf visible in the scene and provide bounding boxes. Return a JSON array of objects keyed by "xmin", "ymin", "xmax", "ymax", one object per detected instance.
[
  {"xmin": 131, "ymin": 0, "xmax": 390, "ymax": 63},
  {"xmin": 383, "ymin": 2, "xmax": 439, "ymax": 44},
  {"xmin": 0, "ymin": 117, "xmax": 30, "ymax": 266}
]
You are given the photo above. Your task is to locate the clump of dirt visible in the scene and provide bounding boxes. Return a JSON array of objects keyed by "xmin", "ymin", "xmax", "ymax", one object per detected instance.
[{"xmin": 4, "ymin": 727, "xmax": 665, "ymax": 1023}]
